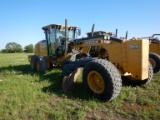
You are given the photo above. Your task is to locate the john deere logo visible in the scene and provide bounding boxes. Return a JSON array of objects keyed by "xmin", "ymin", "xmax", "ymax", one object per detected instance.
[
  {"xmin": 129, "ymin": 45, "xmax": 138, "ymax": 49},
  {"xmin": 86, "ymin": 40, "xmax": 99, "ymax": 45}
]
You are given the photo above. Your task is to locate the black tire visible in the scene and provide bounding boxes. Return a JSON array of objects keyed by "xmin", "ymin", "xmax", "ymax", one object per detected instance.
[
  {"xmin": 122, "ymin": 63, "xmax": 153, "ymax": 86},
  {"xmin": 36, "ymin": 57, "xmax": 47, "ymax": 73},
  {"xmin": 30, "ymin": 56, "xmax": 38, "ymax": 71},
  {"xmin": 45, "ymin": 57, "xmax": 52, "ymax": 70},
  {"xmin": 149, "ymin": 52, "xmax": 160, "ymax": 73},
  {"xmin": 82, "ymin": 59, "xmax": 122, "ymax": 101}
]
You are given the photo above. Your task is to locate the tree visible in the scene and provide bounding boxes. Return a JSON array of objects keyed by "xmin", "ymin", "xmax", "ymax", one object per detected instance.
[
  {"xmin": 5, "ymin": 42, "xmax": 23, "ymax": 53},
  {"xmin": 1, "ymin": 49, "xmax": 7, "ymax": 53},
  {"xmin": 24, "ymin": 44, "xmax": 34, "ymax": 53}
]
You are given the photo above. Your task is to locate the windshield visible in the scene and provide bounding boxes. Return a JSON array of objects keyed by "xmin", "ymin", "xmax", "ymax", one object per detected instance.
[
  {"xmin": 68, "ymin": 30, "xmax": 74, "ymax": 40},
  {"xmin": 44, "ymin": 27, "xmax": 76, "ymax": 55},
  {"xmin": 56, "ymin": 29, "xmax": 65, "ymax": 46},
  {"xmin": 56, "ymin": 28, "xmax": 74, "ymax": 40}
]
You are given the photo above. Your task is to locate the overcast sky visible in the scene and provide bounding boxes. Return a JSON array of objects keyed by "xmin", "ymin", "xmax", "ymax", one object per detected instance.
[{"xmin": 0, "ymin": 0, "xmax": 160, "ymax": 50}]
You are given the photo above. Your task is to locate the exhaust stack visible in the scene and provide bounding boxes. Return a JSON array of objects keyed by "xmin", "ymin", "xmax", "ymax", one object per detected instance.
[
  {"xmin": 125, "ymin": 31, "xmax": 128, "ymax": 39},
  {"xmin": 65, "ymin": 19, "xmax": 68, "ymax": 56},
  {"xmin": 115, "ymin": 29, "xmax": 118, "ymax": 37},
  {"xmin": 91, "ymin": 24, "xmax": 95, "ymax": 37}
]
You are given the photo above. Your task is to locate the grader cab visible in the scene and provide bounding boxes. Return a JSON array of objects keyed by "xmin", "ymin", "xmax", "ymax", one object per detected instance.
[
  {"xmin": 29, "ymin": 19, "xmax": 153, "ymax": 101},
  {"xmin": 29, "ymin": 20, "xmax": 81, "ymax": 72}
]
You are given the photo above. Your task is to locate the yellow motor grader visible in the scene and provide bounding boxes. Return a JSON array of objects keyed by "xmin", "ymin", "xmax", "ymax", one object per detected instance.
[
  {"xmin": 141, "ymin": 34, "xmax": 160, "ymax": 73},
  {"xmin": 87, "ymin": 31, "xmax": 160, "ymax": 74},
  {"xmin": 29, "ymin": 19, "xmax": 153, "ymax": 101}
]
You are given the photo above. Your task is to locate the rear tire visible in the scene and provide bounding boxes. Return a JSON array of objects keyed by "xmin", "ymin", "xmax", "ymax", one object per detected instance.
[
  {"xmin": 122, "ymin": 63, "xmax": 153, "ymax": 86},
  {"xmin": 36, "ymin": 57, "xmax": 47, "ymax": 73},
  {"xmin": 149, "ymin": 52, "xmax": 160, "ymax": 73},
  {"xmin": 30, "ymin": 56, "xmax": 38, "ymax": 71},
  {"xmin": 82, "ymin": 59, "xmax": 122, "ymax": 101}
]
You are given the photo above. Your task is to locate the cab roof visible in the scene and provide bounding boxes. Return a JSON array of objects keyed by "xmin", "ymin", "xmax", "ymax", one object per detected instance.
[{"xmin": 42, "ymin": 24, "xmax": 77, "ymax": 30}]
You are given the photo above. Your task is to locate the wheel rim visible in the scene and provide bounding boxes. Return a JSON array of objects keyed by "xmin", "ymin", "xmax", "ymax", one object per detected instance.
[
  {"xmin": 87, "ymin": 71, "xmax": 105, "ymax": 94},
  {"xmin": 149, "ymin": 58, "xmax": 156, "ymax": 68},
  {"xmin": 36, "ymin": 61, "xmax": 40, "ymax": 71}
]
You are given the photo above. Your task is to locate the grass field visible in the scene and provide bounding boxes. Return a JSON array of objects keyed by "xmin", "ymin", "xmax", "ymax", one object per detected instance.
[{"xmin": 0, "ymin": 53, "xmax": 160, "ymax": 120}]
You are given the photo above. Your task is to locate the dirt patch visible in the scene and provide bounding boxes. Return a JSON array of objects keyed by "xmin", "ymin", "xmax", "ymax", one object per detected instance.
[{"xmin": 84, "ymin": 109, "xmax": 133, "ymax": 120}]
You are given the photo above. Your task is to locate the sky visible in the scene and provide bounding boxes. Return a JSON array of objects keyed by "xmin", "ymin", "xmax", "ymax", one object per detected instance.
[{"xmin": 0, "ymin": 0, "xmax": 160, "ymax": 50}]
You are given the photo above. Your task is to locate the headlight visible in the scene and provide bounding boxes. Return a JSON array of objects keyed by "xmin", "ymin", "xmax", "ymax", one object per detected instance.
[
  {"xmin": 104, "ymin": 35, "xmax": 110, "ymax": 40},
  {"xmin": 104, "ymin": 35, "xmax": 107, "ymax": 40}
]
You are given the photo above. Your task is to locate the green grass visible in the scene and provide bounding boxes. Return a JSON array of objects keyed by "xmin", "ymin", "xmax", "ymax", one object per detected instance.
[{"xmin": 0, "ymin": 53, "xmax": 160, "ymax": 120}]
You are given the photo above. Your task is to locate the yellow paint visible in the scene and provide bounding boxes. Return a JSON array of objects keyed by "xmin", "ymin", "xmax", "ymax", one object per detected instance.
[
  {"xmin": 87, "ymin": 71, "xmax": 105, "ymax": 94},
  {"xmin": 31, "ymin": 29, "xmax": 150, "ymax": 80},
  {"xmin": 35, "ymin": 41, "xmax": 47, "ymax": 56},
  {"xmin": 72, "ymin": 37, "xmax": 149, "ymax": 80},
  {"xmin": 149, "ymin": 43, "xmax": 160, "ymax": 54},
  {"xmin": 57, "ymin": 53, "xmax": 71, "ymax": 65}
]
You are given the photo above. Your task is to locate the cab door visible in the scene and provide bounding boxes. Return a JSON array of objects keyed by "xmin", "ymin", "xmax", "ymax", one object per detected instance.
[{"xmin": 45, "ymin": 27, "xmax": 56, "ymax": 55}]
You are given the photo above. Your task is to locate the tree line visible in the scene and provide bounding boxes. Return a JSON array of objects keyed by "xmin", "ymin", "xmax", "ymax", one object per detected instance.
[{"xmin": 1, "ymin": 42, "xmax": 34, "ymax": 53}]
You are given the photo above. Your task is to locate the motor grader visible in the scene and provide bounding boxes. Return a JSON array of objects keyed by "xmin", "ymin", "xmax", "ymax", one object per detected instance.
[
  {"xmin": 87, "ymin": 31, "xmax": 160, "ymax": 74},
  {"xmin": 29, "ymin": 19, "xmax": 153, "ymax": 101},
  {"xmin": 141, "ymin": 34, "xmax": 160, "ymax": 73}
]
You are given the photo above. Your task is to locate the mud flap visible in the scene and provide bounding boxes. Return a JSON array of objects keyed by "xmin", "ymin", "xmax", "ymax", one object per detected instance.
[{"xmin": 62, "ymin": 68, "xmax": 82, "ymax": 93}]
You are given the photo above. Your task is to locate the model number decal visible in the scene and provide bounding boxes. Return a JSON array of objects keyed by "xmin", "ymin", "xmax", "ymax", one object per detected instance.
[
  {"xmin": 86, "ymin": 40, "xmax": 99, "ymax": 45},
  {"xmin": 129, "ymin": 45, "xmax": 138, "ymax": 49}
]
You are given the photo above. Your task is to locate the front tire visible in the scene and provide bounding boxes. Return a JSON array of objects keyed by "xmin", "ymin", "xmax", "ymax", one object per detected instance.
[{"xmin": 82, "ymin": 59, "xmax": 122, "ymax": 101}]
